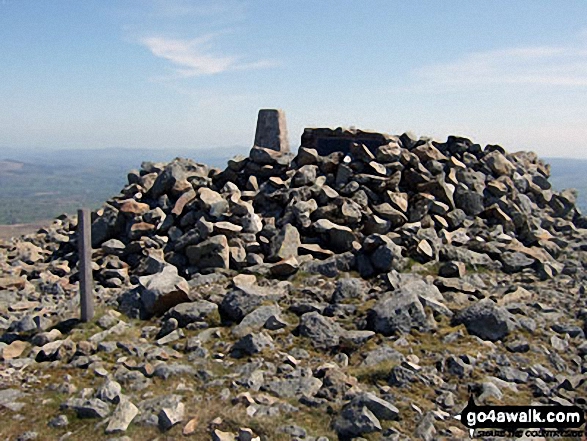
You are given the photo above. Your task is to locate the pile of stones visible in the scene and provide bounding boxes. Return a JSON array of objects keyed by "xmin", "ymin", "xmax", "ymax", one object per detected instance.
[{"xmin": 1, "ymin": 110, "xmax": 586, "ymax": 440}]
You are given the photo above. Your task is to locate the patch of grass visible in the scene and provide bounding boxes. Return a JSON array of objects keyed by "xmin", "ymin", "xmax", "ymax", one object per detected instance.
[
  {"xmin": 348, "ymin": 360, "xmax": 400, "ymax": 384},
  {"xmin": 465, "ymin": 263, "xmax": 493, "ymax": 275},
  {"xmin": 400, "ymin": 258, "xmax": 439, "ymax": 276}
]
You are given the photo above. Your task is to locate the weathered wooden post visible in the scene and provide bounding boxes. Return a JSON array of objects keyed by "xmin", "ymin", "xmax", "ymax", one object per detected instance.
[{"xmin": 78, "ymin": 208, "xmax": 94, "ymax": 322}]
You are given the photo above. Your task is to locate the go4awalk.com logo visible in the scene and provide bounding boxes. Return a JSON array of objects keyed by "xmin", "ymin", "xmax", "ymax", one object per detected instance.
[{"xmin": 455, "ymin": 396, "xmax": 586, "ymax": 438}]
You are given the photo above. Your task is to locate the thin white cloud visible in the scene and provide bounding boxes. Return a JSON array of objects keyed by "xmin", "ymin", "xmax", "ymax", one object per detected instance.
[
  {"xmin": 417, "ymin": 40, "xmax": 587, "ymax": 89},
  {"xmin": 141, "ymin": 34, "xmax": 276, "ymax": 78}
]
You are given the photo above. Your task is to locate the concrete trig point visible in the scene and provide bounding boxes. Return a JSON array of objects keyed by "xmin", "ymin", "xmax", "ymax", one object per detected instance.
[{"xmin": 254, "ymin": 109, "xmax": 290, "ymax": 153}]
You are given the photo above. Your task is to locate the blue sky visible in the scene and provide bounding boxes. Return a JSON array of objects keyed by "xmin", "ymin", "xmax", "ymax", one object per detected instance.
[{"xmin": 1, "ymin": 0, "xmax": 587, "ymax": 157}]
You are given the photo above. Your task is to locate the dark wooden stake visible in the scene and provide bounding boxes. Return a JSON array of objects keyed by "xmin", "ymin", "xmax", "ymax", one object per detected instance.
[{"xmin": 78, "ymin": 208, "xmax": 94, "ymax": 322}]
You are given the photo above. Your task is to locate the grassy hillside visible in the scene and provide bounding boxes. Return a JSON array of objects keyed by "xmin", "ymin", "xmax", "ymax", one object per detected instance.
[{"xmin": 0, "ymin": 147, "xmax": 246, "ymax": 224}]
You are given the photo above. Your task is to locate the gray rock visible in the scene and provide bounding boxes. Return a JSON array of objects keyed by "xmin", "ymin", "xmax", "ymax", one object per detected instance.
[
  {"xmin": 298, "ymin": 312, "xmax": 341, "ymax": 350},
  {"xmin": 0, "ymin": 388, "xmax": 27, "ymax": 412},
  {"xmin": 367, "ymin": 286, "xmax": 427, "ymax": 336},
  {"xmin": 198, "ymin": 187, "xmax": 228, "ymax": 218},
  {"xmin": 9, "ymin": 315, "xmax": 37, "ymax": 334},
  {"xmin": 62, "ymin": 398, "xmax": 110, "ymax": 418},
  {"xmin": 48, "ymin": 414, "xmax": 69, "ymax": 428},
  {"xmin": 498, "ymin": 366, "xmax": 529, "ymax": 384},
  {"xmin": 388, "ymin": 365, "xmax": 419, "ymax": 387},
  {"xmin": 454, "ymin": 186, "xmax": 484, "ymax": 216},
  {"xmin": 452, "ymin": 298, "xmax": 516, "ymax": 341},
  {"xmin": 331, "ymin": 278, "xmax": 366, "ymax": 303},
  {"xmin": 153, "ymin": 363, "xmax": 196, "ymax": 380},
  {"xmin": 15, "ymin": 432, "xmax": 38, "ymax": 441},
  {"xmin": 163, "ymin": 300, "xmax": 218, "ymax": 328},
  {"xmin": 138, "ymin": 265, "xmax": 190, "ymax": 316},
  {"xmin": 438, "ymin": 261, "xmax": 466, "ymax": 278},
  {"xmin": 314, "ymin": 219, "xmax": 356, "ymax": 252},
  {"xmin": 361, "ymin": 345, "xmax": 405, "ymax": 367},
  {"xmin": 156, "ymin": 317, "xmax": 178, "ymax": 339},
  {"xmin": 484, "ymin": 151, "xmax": 514, "ymax": 176},
  {"xmin": 91, "ymin": 204, "xmax": 121, "ymax": 247},
  {"xmin": 185, "ymin": 235, "xmax": 229, "ymax": 269},
  {"xmin": 414, "ymin": 412, "xmax": 436, "ymax": 441},
  {"xmin": 352, "ymin": 392, "xmax": 399, "ymax": 420},
  {"xmin": 231, "ymin": 332, "xmax": 274, "ymax": 358},
  {"xmin": 265, "ymin": 372, "xmax": 322, "ymax": 398},
  {"xmin": 506, "ymin": 339, "xmax": 530, "ymax": 353},
  {"xmin": 500, "ymin": 252, "xmax": 535, "ymax": 273},
  {"xmin": 220, "ymin": 288, "xmax": 266, "ymax": 322},
  {"xmin": 158, "ymin": 400, "xmax": 185, "ymax": 431},
  {"xmin": 233, "ymin": 305, "xmax": 281, "ymax": 337},
  {"xmin": 97, "ymin": 379, "xmax": 122, "ymax": 404},
  {"xmin": 370, "ymin": 240, "xmax": 403, "ymax": 272},
  {"xmin": 269, "ymin": 224, "xmax": 301, "ymax": 261},
  {"xmin": 102, "ymin": 239, "xmax": 126, "ymax": 256},
  {"xmin": 445, "ymin": 355, "xmax": 472, "ymax": 378},
  {"xmin": 106, "ymin": 397, "xmax": 139, "ymax": 433},
  {"xmin": 333, "ymin": 404, "xmax": 382, "ymax": 438},
  {"xmin": 292, "ymin": 164, "xmax": 318, "ymax": 187}
]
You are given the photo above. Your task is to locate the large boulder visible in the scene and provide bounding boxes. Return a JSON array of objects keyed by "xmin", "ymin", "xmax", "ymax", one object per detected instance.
[
  {"xmin": 163, "ymin": 301, "xmax": 219, "ymax": 328},
  {"xmin": 298, "ymin": 311, "xmax": 342, "ymax": 350},
  {"xmin": 269, "ymin": 224, "xmax": 301, "ymax": 262},
  {"xmin": 185, "ymin": 235, "xmax": 230, "ymax": 270},
  {"xmin": 452, "ymin": 298, "xmax": 516, "ymax": 341},
  {"xmin": 139, "ymin": 265, "xmax": 190, "ymax": 316},
  {"xmin": 367, "ymin": 284, "xmax": 428, "ymax": 335},
  {"xmin": 333, "ymin": 404, "xmax": 382, "ymax": 438}
]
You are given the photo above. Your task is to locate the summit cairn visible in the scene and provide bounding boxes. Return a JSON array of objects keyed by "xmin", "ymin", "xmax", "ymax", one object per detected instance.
[{"xmin": 1, "ymin": 110, "xmax": 587, "ymax": 440}]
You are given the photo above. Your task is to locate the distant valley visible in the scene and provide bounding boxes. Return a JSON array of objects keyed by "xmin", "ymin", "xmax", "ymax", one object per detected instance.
[
  {"xmin": 0, "ymin": 148, "xmax": 586, "ymax": 225},
  {"xmin": 0, "ymin": 146, "xmax": 246, "ymax": 225}
]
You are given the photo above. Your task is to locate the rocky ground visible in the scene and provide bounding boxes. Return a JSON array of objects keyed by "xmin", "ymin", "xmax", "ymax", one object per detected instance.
[{"xmin": 1, "ymin": 131, "xmax": 587, "ymax": 440}]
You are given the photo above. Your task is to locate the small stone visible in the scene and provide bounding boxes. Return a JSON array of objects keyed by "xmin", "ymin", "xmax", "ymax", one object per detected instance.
[
  {"xmin": 0, "ymin": 340, "xmax": 27, "ymax": 360},
  {"xmin": 106, "ymin": 397, "xmax": 139, "ymax": 433},
  {"xmin": 333, "ymin": 404, "xmax": 382, "ymax": 438},
  {"xmin": 182, "ymin": 417, "xmax": 198, "ymax": 435},
  {"xmin": 231, "ymin": 332, "xmax": 274, "ymax": 358},
  {"xmin": 48, "ymin": 414, "xmax": 69, "ymax": 428},
  {"xmin": 212, "ymin": 429, "xmax": 237, "ymax": 441},
  {"xmin": 298, "ymin": 312, "xmax": 341, "ymax": 350},
  {"xmin": 97, "ymin": 379, "xmax": 122, "ymax": 404},
  {"xmin": 62, "ymin": 398, "xmax": 110, "ymax": 419},
  {"xmin": 158, "ymin": 401, "xmax": 185, "ymax": 431},
  {"xmin": 438, "ymin": 261, "xmax": 466, "ymax": 278}
]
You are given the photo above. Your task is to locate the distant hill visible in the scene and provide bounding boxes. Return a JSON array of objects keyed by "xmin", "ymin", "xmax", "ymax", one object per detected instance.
[
  {"xmin": 0, "ymin": 148, "xmax": 584, "ymax": 225},
  {"xmin": 0, "ymin": 147, "xmax": 247, "ymax": 224}
]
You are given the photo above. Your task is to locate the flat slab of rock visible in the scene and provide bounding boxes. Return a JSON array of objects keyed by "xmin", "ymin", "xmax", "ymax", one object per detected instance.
[
  {"xmin": 61, "ymin": 398, "xmax": 110, "ymax": 418},
  {"xmin": 106, "ymin": 397, "xmax": 139, "ymax": 433},
  {"xmin": 163, "ymin": 300, "xmax": 218, "ymax": 328},
  {"xmin": 0, "ymin": 388, "xmax": 27, "ymax": 412}
]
